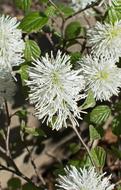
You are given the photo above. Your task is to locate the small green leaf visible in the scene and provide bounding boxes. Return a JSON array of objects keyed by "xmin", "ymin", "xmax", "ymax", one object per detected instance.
[
  {"xmin": 70, "ymin": 52, "xmax": 82, "ymax": 65},
  {"xmin": 58, "ymin": 4, "xmax": 74, "ymax": 17},
  {"xmin": 24, "ymin": 40, "xmax": 41, "ymax": 61},
  {"xmin": 16, "ymin": 108, "xmax": 27, "ymax": 120},
  {"xmin": 19, "ymin": 63, "xmax": 29, "ymax": 85},
  {"xmin": 8, "ymin": 178, "xmax": 21, "ymax": 190},
  {"xmin": 90, "ymin": 105, "xmax": 111, "ymax": 125},
  {"xmin": 24, "ymin": 127, "xmax": 46, "ymax": 137},
  {"xmin": 19, "ymin": 12, "xmax": 48, "ymax": 33},
  {"xmin": 89, "ymin": 125, "xmax": 101, "ymax": 140},
  {"xmin": 65, "ymin": 21, "xmax": 81, "ymax": 40},
  {"xmin": 81, "ymin": 90, "xmax": 96, "ymax": 110}
]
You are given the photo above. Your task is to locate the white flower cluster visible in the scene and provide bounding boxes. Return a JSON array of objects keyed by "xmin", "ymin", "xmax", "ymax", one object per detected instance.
[
  {"xmin": 26, "ymin": 0, "xmax": 121, "ymax": 130},
  {"xmin": 81, "ymin": 8, "xmax": 121, "ymax": 102},
  {"xmin": 26, "ymin": 50, "xmax": 121, "ymax": 129},
  {"xmin": 57, "ymin": 166, "xmax": 114, "ymax": 190},
  {"xmin": 26, "ymin": 51, "xmax": 85, "ymax": 130},
  {"xmin": 88, "ymin": 21, "xmax": 121, "ymax": 61},
  {"xmin": 0, "ymin": 15, "xmax": 25, "ymax": 71},
  {"xmin": 80, "ymin": 55, "xmax": 121, "ymax": 101}
]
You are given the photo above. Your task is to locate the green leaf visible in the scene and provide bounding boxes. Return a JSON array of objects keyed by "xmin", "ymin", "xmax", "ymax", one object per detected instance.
[
  {"xmin": 89, "ymin": 125, "xmax": 101, "ymax": 140},
  {"xmin": 19, "ymin": 12, "xmax": 48, "ymax": 33},
  {"xmin": 16, "ymin": 108, "xmax": 27, "ymax": 120},
  {"xmin": 70, "ymin": 52, "xmax": 82, "ymax": 65},
  {"xmin": 24, "ymin": 40, "xmax": 41, "ymax": 61},
  {"xmin": 45, "ymin": 5, "xmax": 56, "ymax": 17},
  {"xmin": 90, "ymin": 105, "xmax": 111, "ymax": 125},
  {"xmin": 68, "ymin": 159, "xmax": 82, "ymax": 168},
  {"xmin": 65, "ymin": 21, "xmax": 81, "ymax": 40},
  {"xmin": 79, "ymin": 146, "xmax": 106, "ymax": 170},
  {"xmin": 90, "ymin": 146, "xmax": 106, "ymax": 169},
  {"xmin": 19, "ymin": 63, "xmax": 29, "ymax": 85},
  {"xmin": 22, "ymin": 183, "xmax": 39, "ymax": 190},
  {"xmin": 106, "ymin": 0, "xmax": 121, "ymax": 23},
  {"xmin": 8, "ymin": 178, "xmax": 21, "ymax": 190},
  {"xmin": 81, "ymin": 90, "xmax": 96, "ymax": 110},
  {"xmin": 23, "ymin": 127, "xmax": 46, "ymax": 137},
  {"xmin": 13, "ymin": 0, "xmax": 32, "ymax": 11},
  {"xmin": 58, "ymin": 4, "xmax": 74, "ymax": 17}
]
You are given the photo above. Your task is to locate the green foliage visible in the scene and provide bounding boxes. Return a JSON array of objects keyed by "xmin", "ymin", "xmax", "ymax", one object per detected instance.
[
  {"xmin": 70, "ymin": 52, "xmax": 82, "ymax": 65},
  {"xmin": 68, "ymin": 159, "xmax": 82, "ymax": 168},
  {"xmin": 24, "ymin": 39, "xmax": 41, "ymax": 61},
  {"xmin": 19, "ymin": 63, "xmax": 29, "ymax": 85},
  {"xmin": 65, "ymin": 21, "xmax": 81, "ymax": 40},
  {"xmin": 13, "ymin": 0, "xmax": 32, "ymax": 12},
  {"xmin": 7, "ymin": 178, "xmax": 21, "ymax": 190},
  {"xmin": 85, "ymin": 146, "xmax": 106, "ymax": 170},
  {"xmin": 89, "ymin": 125, "xmax": 102, "ymax": 140},
  {"xmin": 81, "ymin": 90, "xmax": 96, "ymax": 110},
  {"xmin": 90, "ymin": 146, "xmax": 106, "ymax": 169},
  {"xmin": 90, "ymin": 105, "xmax": 111, "ymax": 125},
  {"xmin": 105, "ymin": 1, "xmax": 121, "ymax": 23},
  {"xmin": 19, "ymin": 12, "xmax": 48, "ymax": 33},
  {"xmin": 45, "ymin": 5, "xmax": 56, "ymax": 17},
  {"xmin": 57, "ymin": 4, "xmax": 74, "ymax": 17},
  {"xmin": 22, "ymin": 183, "xmax": 40, "ymax": 190},
  {"xmin": 21, "ymin": 125, "xmax": 46, "ymax": 137},
  {"xmin": 16, "ymin": 108, "xmax": 28, "ymax": 121}
]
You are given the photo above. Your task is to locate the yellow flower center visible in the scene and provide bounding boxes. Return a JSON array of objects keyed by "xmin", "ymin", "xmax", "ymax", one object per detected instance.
[
  {"xmin": 52, "ymin": 71, "xmax": 60, "ymax": 85},
  {"xmin": 109, "ymin": 27, "xmax": 121, "ymax": 39},
  {"xmin": 96, "ymin": 71, "xmax": 109, "ymax": 80}
]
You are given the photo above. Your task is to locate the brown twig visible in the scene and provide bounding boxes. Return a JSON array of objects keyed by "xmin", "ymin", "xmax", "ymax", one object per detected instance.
[
  {"xmin": 25, "ymin": 145, "xmax": 46, "ymax": 185},
  {"xmin": 0, "ymin": 164, "xmax": 38, "ymax": 187},
  {"xmin": 20, "ymin": 127, "xmax": 46, "ymax": 185},
  {"xmin": 66, "ymin": 0, "xmax": 101, "ymax": 20}
]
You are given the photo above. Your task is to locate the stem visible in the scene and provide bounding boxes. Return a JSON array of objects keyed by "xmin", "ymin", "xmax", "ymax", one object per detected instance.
[
  {"xmin": 20, "ymin": 123, "xmax": 46, "ymax": 185},
  {"xmin": 72, "ymin": 126, "xmax": 96, "ymax": 167},
  {"xmin": 2, "ymin": 100, "xmax": 42, "ymax": 187},
  {"xmin": 66, "ymin": 0, "xmax": 101, "ymax": 20},
  {"xmin": 4, "ymin": 99, "xmax": 11, "ymax": 157},
  {"xmin": 48, "ymin": 0, "xmax": 65, "ymax": 21},
  {"xmin": 0, "ymin": 164, "xmax": 38, "ymax": 187},
  {"xmin": 25, "ymin": 144, "xmax": 46, "ymax": 185}
]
